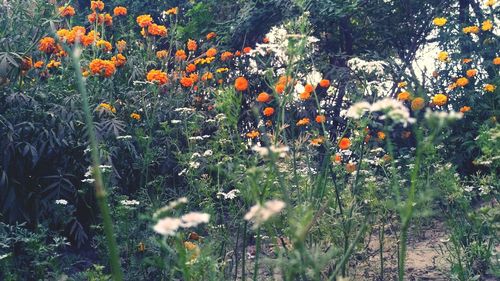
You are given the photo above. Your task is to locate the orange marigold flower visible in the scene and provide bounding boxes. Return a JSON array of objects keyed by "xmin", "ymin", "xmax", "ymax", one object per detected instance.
[
  {"xmin": 246, "ymin": 130, "xmax": 260, "ymax": 139},
  {"xmin": 243, "ymin": 47, "xmax": 252, "ymax": 54},
  {"xmin": 484, "ymin": 84, "xmax": 496, "ymax": 92},
  {"xmin": 201, "ymin": 72, "xmax": 213, "ymax": 81},
  {"xmin": 148, "ymin": 24, "xmax": 167, "ymax": 37},
  {"xmin": 462, "ymin": 58, "xmax": 473, "ymax": 64},
  {"xmin": 88, "ymin": 12, "xmax": 104, "ymax": 24},
  {"xmin": 89, "ymin": 59, "xmax": 116, "ymax": 77},
  {"xmin": 256, "ymin": 92, "xmax": 272, "ymax": 103},
  {"xmin": 220, "ymin": 51, "xmax": 233, "ymax": 61},
  {"xmin": 156, "ymin": 50, "xmax": 168, "ymax": 59},
  {"xmin": 332, "ymin": 154, "xmax": 342, "ymax": 163},
  {"xmin": 206, "ymin": 48, "xmax": 217, "ymax": 58},
  {"xmin": 463, "ymin": 25, "xmax": 480, "ymax": 34},
  {"xmin": 34, "ymin": 61, "xmax": 44, "ymax": 69},
  {"xmin": 346, "ymin": 163, "xmax": 357, "ymax": 173},
  {"xmin": 20, "ymin": 57, "xmax": 32, "ymax": 71},
  {"xmin": 456, "ymin": 77, "xmax": 469, "ymax": 87},
  {"xmin": 235, "ymin": 50, "xmax": 241, "ymax": 56},
  {"xmin": 234, "ymin": 77, "xmax": 249, "ymax": 91},
  {"xmin": 304, "ymin": 84, "xmax": 314, "ymax": 93},
  {"xmin": 38, "ymin": 37, "xmax": 56, "ymax": 54},
  {"xmin": 175, "ymin": 50, "xmax": 187, "ymax": 61},
  {"xmin": 296, "ymin": 118, "xmax": 310, "ymax": 126},
  {"xmin": 319, "ymin": 79, "xmax": 330, "ymax": 88},
  {"xmin": 397, "ymin": 91, "xmax": 411, "ymax": 101},
  {"xmin": 263, "ymin": 107, "xmax": 275, "ymax": 117},
  {"xmin": 116, "ymin": 40, "xmax": 126, "ymax": 53},
  {"xmin": 459, "ymin": 106, "xmax": 471, "ymax": 113},
  {"xmin": 466, "ymin": 69, "xmax": 477, "ymax": 78},
  {"xmin": 180, "ymin": 77, "xmax": 194, "ymax": 88},
  {"xmin": 147, "ymin": 69, "xmax": 168, "ymax": 85},
  {"xmin": 315, "ymin": 115, "xmax": 326, "ymax": 123},
  {"xmin": 104, "ymin": 13, "xmax": 113, "ymax": 26},
  {"xmin": 47, "ymin": 60, "xmax": 61, "ymax": 69},
  {"xmin": 187, "ymin": 39, "xmax": 197, "ymax": 51},
  {"xmin": 432, "ymin": 93, "xmax": 448, "ymax": 106},
  {"xmin": 136, "ymin": 14, "xmax": 153, "ymax": 28},
  {"xmin": 206, "ymin": 32, "xmax": 217, "ymax": 40},
  {"xmin": 130, "ymin": 113, "xmax": 141, "ymax": 120},
  {"xmin": 111, "ymin": 54, "xmax": 127, "ymax": 67},
  {"xmin": 377, "ymin": 131, "xmax": 386, "ymax": 140},
  {"xmin": 186, "ymin": 64, "xmax": 196, "ymax": 73},
  {"xmin": 98, "ymin": 102, "xmax": 116, "ymax": 113},
  {"xmin": 96, "ymin": 40, "xmax": 112, "ymax": 52},
  {"xmin": 165, "ymin": 7, "xmax": 178, "ymax": 15},
  {"xmin": 493, "ymin": 57, "xmax": 500, "ymax": 65},
  {"xmin": 90, "ymin": 1, "xmax": 104, "ymax": 11},
  {"xmin": 59, "ymin": 6, "xmax": 76, "ymax": 17},
  {"xmin": 275, "ymin": 83, "xmax": 285, "ymax": 94},
  {"xmin": 411, "ymin": 97, "xmax": 425, "ymax": 111},
  {"xmin": 299, "ymin": 91, "xmax": 311, "ymax": 100},
  {"xmin": 113, "ymin": 6, "xmax": 127, "ymax": 16},
  {"xmin": 310, "ymin": 137, "xmax": 324, "ymax": 146},
  {"xmin": 338, "ymin": 137, "xmax": 351, "ymax": 150}
]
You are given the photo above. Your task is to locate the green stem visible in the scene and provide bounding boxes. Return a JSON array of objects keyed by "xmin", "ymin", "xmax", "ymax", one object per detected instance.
[{"xmin": 252, "ymin": 227, "xmax": 262, "ymax": 281}]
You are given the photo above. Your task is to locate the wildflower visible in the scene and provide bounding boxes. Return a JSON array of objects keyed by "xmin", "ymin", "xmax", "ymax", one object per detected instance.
[
  {"xmin": 165, "ymin": 7, "xmax": 178, "ymax": 15},
  {"xmin": 246, "ymin": 130, "xmax": 260, "ymax": 139},
  {"xmin": 310, "ymin": 137, "xmax": 324, "ymax": 146},
  {"xmin": 315, "ymin": 115, "xmax": 326, "ymax": 123},
  {"xmin": 319, "ymin": 79, "xmax": 330, "ymax": 88},
  {"xmin": 263, "ymin": 107, "xmax": 275, "ymax": 117},
  {"xmin": 466, "ymin": 69, "xmax": 477, "ymax": 78},
  {"xmin": 397, "ymin": 91, "xmax": 411, "ymax": 101},
  {"xmin": 154, "ymin": 217, "xmax": 181, "ymax": 236},
  {"xmin": 136, "ymin": 15, "xmax": 153, "ymax": 27},
  {"xmin": 463, "ymin": 26, "xmax": 480, "ymax": 34},
  {"xmin": 113, "ymin": 6, "xmax": 127, "ymax": 16},
  {"xmin": 206, "ymin": 32, "xmax": 217, "ymax": 40},
  {"xmin": 462, "ymin": 58, "xmax": 473, "ymax": 64},
  {"xmin": 482, "ymin": 20, "xmax": 493, "ymax": 31},
  {"xmin": 456, "ymin": 77, "xmax": 469, "ymax": 87},
  {"xmin": 59, "ymin": 6, "xmax": 75, "ymax": 17},
  {"xmin": 437, "ymin": 51, "xmax": 448, "ymax": 62},
  {"xmin": 371, "ymin": 98, "xmax": 415, "ymax": 126},
  {"xmin": 299, "ymin": 91, "xmax": 311, "ymax": 100},
  {"xmin": 486, "ymin": 0, "xmax": 496, "ymax": 6},
  {"xmin": 243, "ymin": 47, "xmax": 252, "ymax": 54},
  {"xmin": 146, "ymin": 69, "xmax": 168, "ymax": 85},
  {"xmin": 156, "ymin": 50, "xmax": 168, "ymax": 59},
  {"xmin": 47, "ymin": 59, "xmax": 61, "ymax": 69},
  {"xmin": 175, "ymin": 50, "xmax": 187, "ymax": 61},
  {"xmin": 186, "ymin": 64, "xmax": 196, "ymax": 73},
  {"xmin": 377, "ymin": 131, "xmax": 386, "ymax": 140},
  {"xmin": 103, "ymin": 13, "xmax": 113, "ymax": 26},
  {"xmin": 20, "ymin": 57, "xmax": 32, "ymax": 71},
  {"xmin": 130, "ymin": 113, "xmax": 141, "ymax": 120},
  {"xmin": 90, "ymin": 1, "xmax": 104, "ymax": 11},
  {"xmin": 493, "ymin": 57, "xmax": 500, "ymax": 65},
  {"xmin": 180, "ymin": 77, "xmax": 194, "ymax": 88},
  {"xmin": 217, "ymin": 189, "xmax": 240, "ymax": 200},
  {"xmin": 346, "ymin": 163, "xmax": 357, "ymax": 173},
  {"xmin": 96, "ymin": 40, "xmax": 112, "ymax": 52},
  {"xmin": 433, "ymin": 17, "xmax": 447, "ymax": 26},
  {"xmin": 424, "ymin": 108, "xmax": 463, "ymax": 122},
  {"xmin": 38, "ymin": 37, "xmax": 56, "ymax": 54},
  {"xmin": 186, "ymin": 39, "xmax": 197, "ymax": 51},
  {"xmin": 432, "ymin": 93, "xmax": 448, "ymax": 106},
  {"xmin": 116, "ymin": 40, "xmax": 126, "ymax": 53},
  {"xmin": 244, "ymin": 200, "xmax": 286, "ymax": 229},
  {"xmin": 184, "ymin": 241, "xmax": 200, "ymax": 262},
  {"xmin": 332, "ymin": 154, "xmax": 342, "ymax": 163},
  {"xmin": 411, "ymin": 97, "xmax": 425, "ymax": 111},
  {"xmin": 148, "ymin": 24, "xmax": 168, "ymax": 37},
  {"xmin": 460, "ymin": 106, "xmax": 471, "ymax": 113},
  {"xmin": 296, "ymin": 118, "xmax": 310, "ymax": 126},
  {"xmin": 220, "ymin": 51, "xmax": 233, "ymax": 61},
  {"xmin": 121, "ymin": 199, "xmax": 140, "ymax": 206},
  {"xmin": 206, "ymin": 48, "xmax": 217, "ymax": 57},
  {"xmin": 98, "ymin": 103, "xmax": 116, "ymax": 113},
  {"xmin": 180, "ymin": 212, "xmax": 210, "ymax": 228},
  {"xmin": 111, "ymin": 54, "xmax": 126, "ymax": 67},
  {"xmin": 87, "ymin": 13, "xmax": 104, "ymax": 24},
  {"xmin": 346, "ymin": 101, "xmax": 370, "ymax": 119},
  {"xmin": 339, "ymin": 137, "xmax": 351, "ymax": 150},
  {"xmin": 55, "ymin": 199, "xmax": 68, "ymax": 205},
  {"xmin": 234, "ymin": 77, "xmax": 249, "ymax": 91},
  {"xmin": 256, "ymin": 92, "xmax": 271, "ymax": 103},
  {"xmin": 34, "ymin": 61, "xmax": 44, "ymax": 68},
  {"xmin": 201, "ymin": 72, "xmax": 213, "ymax": 81},
  {"xmin": 397, "ymin": 81, "xmax": 407, "ymax": 88},
  {"xmin": 484, "ymin": 84, "xmax": 496, "ymax": 92},
  {"xmin": 275, "ymin": 83, "xmax": 285, "ymax": 94}
]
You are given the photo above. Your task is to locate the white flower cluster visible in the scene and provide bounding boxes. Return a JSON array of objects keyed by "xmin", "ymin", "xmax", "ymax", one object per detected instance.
[
  {"xmin": 120, "ymin": 199, "xmax": 140, "ymax": 206},
  {"xmin": 244, "ymin": 200, "xmax": 286, "ymax": 229},
  {"xmin": 346, "ymin": 98, "xmax": 415, "ymax": 127},
  {"xmin": 347, "ymin": 57, "xmax": 387, "ymax": 77},
  {"xmin": 216, "ymin": 189, "xmax": 240, "ymax": 200},
  {"xmin": 251, "ymin": 145, "xmax": 289, "ymax": 158},
  {"xmin": 55, "ymin": 199, "xmax": 68, "ymax": 205},
  {"xmin": 153, "ymin": 211, "xmax": 210, "ymax": 236}
]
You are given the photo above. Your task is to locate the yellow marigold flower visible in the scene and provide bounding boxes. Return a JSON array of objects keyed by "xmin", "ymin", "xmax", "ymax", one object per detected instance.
[
  {"xmin": 216, "ymin": 68, "xmax": 229, "ymax": 73},
  {"xmin": 463, "ymin": 26, "xmax": 480, "ymax": 34},
  {"xmin": 456, "ymin": 77, "xmax": 469, "ymax": 87},
  {"xmin": 397, "ymin": 81, "xmax": 407, "ymax": 88},
  {"xmin": 432, "ymin": 93, "xmax": 448, "ymax": 106},
  {"xmin": 175, "ymin": 50, "xmax": 187, "ymax": 61},
  {"xmin": 460, "ymin": 106, "xmax": 471, "ymax": 113},
  {"xmin": 34, "ymin": 61, "xmax": 44, "ymax": 69},
  {"xmin": 59, "ymin": 5, "xmax": 76, "ymax": 17},
  {"xmin": 296, "ymin": 118, "xmax": 310, "ymax": 126},
  {"xmin": 411, "ymin": 97, "xmax": 425, "ymax": 111},
  {"xmin": 397, "ymin": 91, "xmax": 411, "ymax": 101},
  {"xmin": 89, "ymin": 59, "xmax": 116, "ymax": 77},
  {"xmin": 98, "ymin": 103, "xmax": 116, "ymax": 113},
  {"xmin": 147, "ymin": 69, "xmax": 168, "ymax": 85},
  {"xmin": 47, "ymin": 60, "xmax": 61, "ymax": 69},
  {"xmin": 165, "ymin": 7, "xmax": 178, "ymax": 15},
  {"xmin": 38, "ymin": 37, "xmax": 56, "ymax": 54},
  {"xmin": 486, "ymin": 0, "xmax": 496, "ymax": 7},
  {"xmin": 310, "ymin": 137, "xmax": 324, "ymax": 147},
  {"xmin": 156, "ymin": 50, "xmax": 168, "ymax": 59},
  {"xmin": 466, "ymin": 69, "xmax": 477, "ymax": 78},
  {"xmin": 113, "ymin": 6, "xmax": 127, "ymax": 16},
  {"xmin": 437, "ymin": 51, "xmax": 448, "ymax": 62},
  {"xmin": 481, "ymin": 20, "xmax": 493, "ymax": 31},
  {"xmin": 130, "ymin": 113, "xmax": 141, "ymax": 120},
  {"xmin": 484, "ymin": 84, "xmax": 496, "ymax": 92},
  {"xmin": 206, "ymin": 48, "xmax": 217, "ymax": 58},
  {"xmin": 433, "ymin": 17, "xmax": 447, "ymax": 27},
  {"xmin": 201, "ymin": 72, "xmax": 213, "ymax": 81},
  {"xmin": 493, "ymin": 57, "xmax": 500, "ymax": 65},
  {"xmin": 448, "ymin": 82, "xmax": 458, "ymax": 91},
  {"xmin": 111, "ymin": 54, "xmax": 127, "ymax": 67},
  {"xmin": 184, "ymin": 241, "xmax": 199, "ymax": 261},
  {"xmin": 96, "ymin": 40, "xmax": 112, "ymax": 52},
  {"xmin": 136, "ymin": 14, "xmax": 153, "ymax": 28},
  {"xmin": 103, "ymin": 13, "xmax": 112, "ymax": 26},
  {"xmin": 148, "ymin": 24, "xmax": 168, "ymax": 37},
  {"xmin": 246, "ymin": 130, "xmax": 260, "ymax": 139},
  {"xmin": 187, "ymin": 39, "xmax": 197, "ymax": 51},
  {"xmin": 116, "ymin": 40, "xmax": 126, "ymax": 53},
  {"xmin": 90, "ymin": 1, "xmax": 104, "ymax": 11}
]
